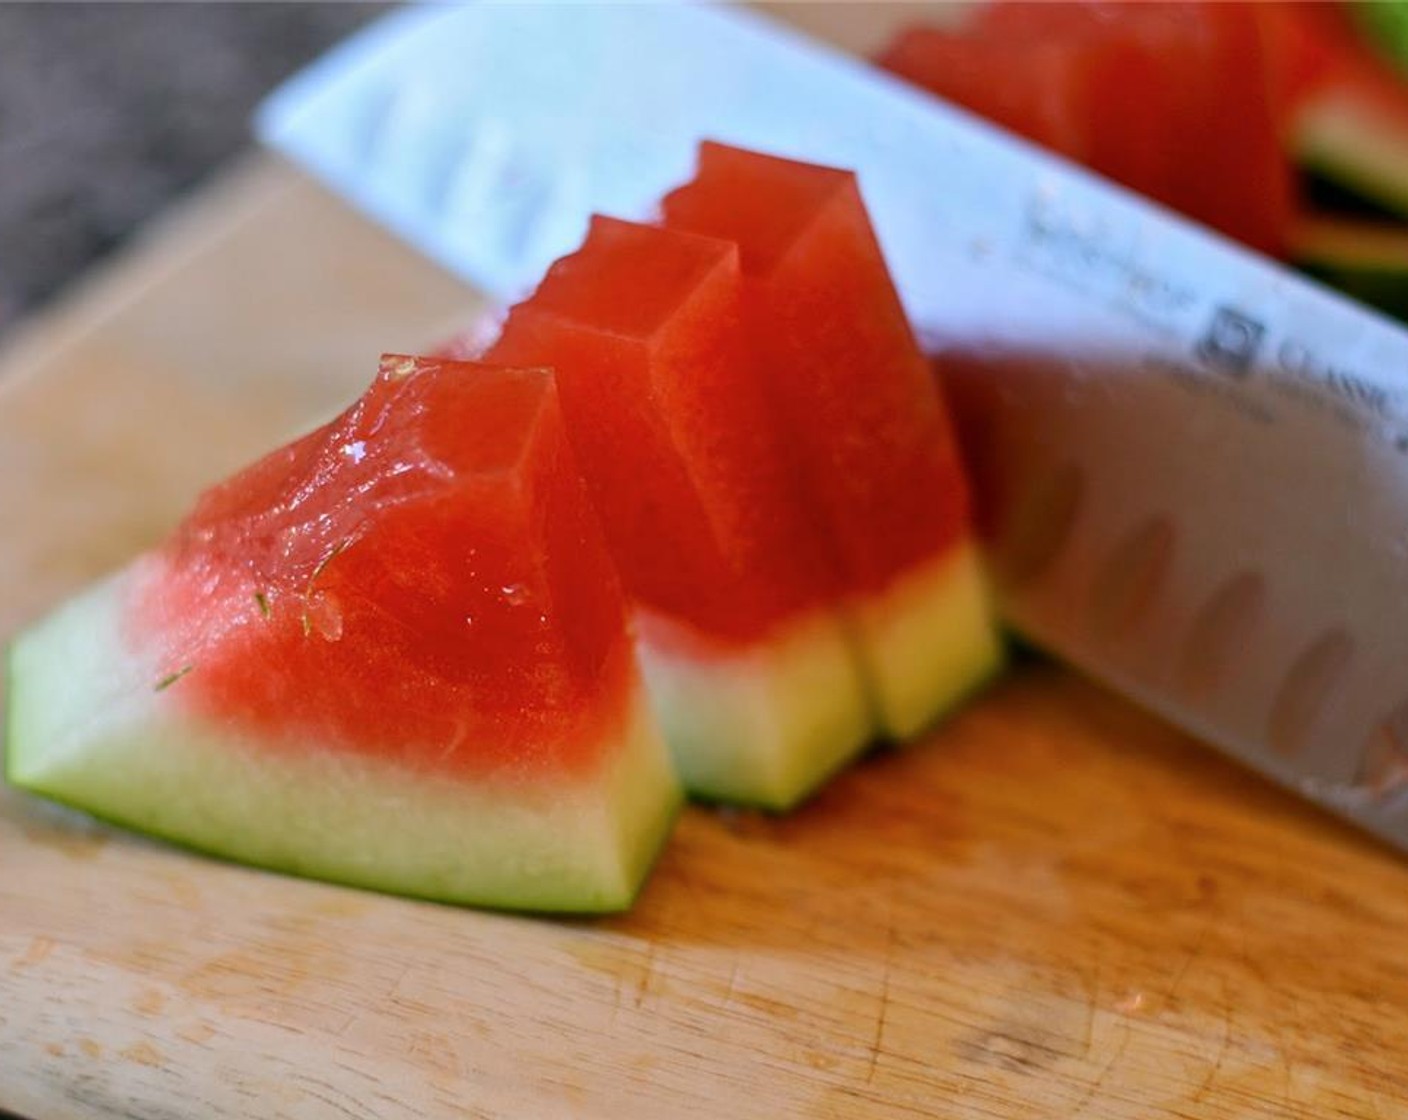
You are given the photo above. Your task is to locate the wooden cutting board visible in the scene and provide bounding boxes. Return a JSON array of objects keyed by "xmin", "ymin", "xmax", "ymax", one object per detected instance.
[{"xmin": 4, "ymin": 19, "xmax": 1408, "ymax": 1117}]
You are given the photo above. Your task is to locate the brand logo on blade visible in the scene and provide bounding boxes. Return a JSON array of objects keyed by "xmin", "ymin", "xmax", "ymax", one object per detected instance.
[
  {"xmin": 1016, "ymin": 196, "xmax": 1197, "ymax": 329},
  {"xmin": 1195, "ymin": 306, "xmax": 1265, "ymax": 377}
]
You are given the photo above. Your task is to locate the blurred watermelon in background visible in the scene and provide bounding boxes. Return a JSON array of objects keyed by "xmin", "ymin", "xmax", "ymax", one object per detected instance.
[{"xmin": 877, "ymin": 0, "xmax": 1408, "ymax": 323}]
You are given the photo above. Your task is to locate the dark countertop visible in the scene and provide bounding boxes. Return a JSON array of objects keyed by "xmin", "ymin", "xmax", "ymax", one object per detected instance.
[{"xmin": 0, "ymin": 2, "xmax": 389, "ymax": 337}]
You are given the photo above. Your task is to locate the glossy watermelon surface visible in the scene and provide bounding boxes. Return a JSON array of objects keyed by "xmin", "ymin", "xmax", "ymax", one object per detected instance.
[
  {"xmin": 485, "ymin": 214, "xmax": 874, "ymax": 808},
  {"xmin": 662, "ymin": 143, "xmax": 969, "ymax": 594},
  {"xmin": 140, "ymin": 356, "xmax": 632, "ymax": 774},
  {"xmin": 487, "ymin": 217, "xmax": 841, "ymax": 643}
]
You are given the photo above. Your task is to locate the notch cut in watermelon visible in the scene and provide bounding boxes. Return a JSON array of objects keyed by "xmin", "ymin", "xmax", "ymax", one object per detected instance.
[
  {"xmin": 661, "ymin": 142, "xmax": 1004, "ymax": 740},
  {"xmin": 486, "ymin": 217, "xmax": 874, "ymax": 809},
  {"xmin": 7, "ymin": 357, "xmax": 682, "ymax": 912}
]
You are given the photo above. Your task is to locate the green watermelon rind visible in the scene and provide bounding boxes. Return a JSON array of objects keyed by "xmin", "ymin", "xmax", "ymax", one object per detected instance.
[
  {"xmin": 5, "ymin": 567, "xmax": 683, "ymax": 914},
  {"xmin": 850, "ymin": 540, "xmax": 1006, "ymax": 742},
  {"xmin": 636, "ymin": 605, "xmax": 874, "ymax": 812}
]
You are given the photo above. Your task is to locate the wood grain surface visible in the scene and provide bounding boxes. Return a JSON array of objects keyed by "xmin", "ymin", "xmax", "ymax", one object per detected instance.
[{"xmin": 3, "ymin": 23, "xmax": 1408, "ymax": 1116}]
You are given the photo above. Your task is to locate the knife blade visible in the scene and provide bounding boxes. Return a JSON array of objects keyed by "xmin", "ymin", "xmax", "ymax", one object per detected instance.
[{"xmin": 257, "ymin": 2, "xmax": 1408, "ymax": 849}]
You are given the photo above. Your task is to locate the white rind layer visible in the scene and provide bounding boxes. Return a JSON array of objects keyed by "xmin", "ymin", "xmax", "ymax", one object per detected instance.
[
  {"xmin": 6, "ymin": 565, "xmax": 682, "ymax": 912},
  {"xmin": 635, "ymin": 606, "xmax": 873, "ymax": 810},
  {"xmin": 849, "ymin": 541, "xmax": 1004, "ymax": 741}
]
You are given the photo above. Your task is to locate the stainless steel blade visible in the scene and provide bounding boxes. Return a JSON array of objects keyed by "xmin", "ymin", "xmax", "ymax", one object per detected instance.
[{"xmin": 257, "ymin": 3, "xmax": 1408, "ymax": 847}]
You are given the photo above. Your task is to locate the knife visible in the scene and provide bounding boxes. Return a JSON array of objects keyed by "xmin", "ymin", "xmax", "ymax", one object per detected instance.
[{"xmin": 257, "ymin": 2, "xmax": 1408, "ymax": 850}]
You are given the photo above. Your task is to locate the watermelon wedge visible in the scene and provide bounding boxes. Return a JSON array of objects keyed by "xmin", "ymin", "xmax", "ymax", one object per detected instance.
[
  {"xmin": 486, "ymin": 216, "xmax": 873, "ymax": 809},
  {"xmin": 6, "ymin": 357, "xmax": 682, "ymax": 912},
  {"xmin": 661, "ymin": 142, "xmax": 1004, "ymax": 740}
]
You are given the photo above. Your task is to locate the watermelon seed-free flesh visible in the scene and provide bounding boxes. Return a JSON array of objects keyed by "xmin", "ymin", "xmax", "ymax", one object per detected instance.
[
  {"xmin": 487, "ymin": 216, "xmax": 874, "ymax": 809},
  {"xmin": 662, "ymin": 142, "xmax": 1004, "ymax": 740},
  {"xmin": 6, "ymin": 357, "xmax": 682, "ymax": 912},
  {"xmin": 878, "ymin": 3, "xmax": 1293, "ymax": 258}
]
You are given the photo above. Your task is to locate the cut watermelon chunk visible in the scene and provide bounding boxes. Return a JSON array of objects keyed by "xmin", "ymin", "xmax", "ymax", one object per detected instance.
[
  {"xmin": 878, "ymin": 2, "xmax": 1293, "ymax": 257},
  {"xmin": 485, "ymin": 217, "xmax": 872, "ymax": 808},
  {"xmin": 661, "ymin": 142, "xmax": 1003, "ymax": 740},
  {"xmin": 7, "ymin": 357, "xmax": 682, "ymax": 912}
]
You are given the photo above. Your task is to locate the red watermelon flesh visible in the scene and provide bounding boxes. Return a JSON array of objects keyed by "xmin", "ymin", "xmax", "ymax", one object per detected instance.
[
  {"xmin": 878, "ymin": 2, "xmax": 1293, "ymax": 257},
  {"xmin": 487, "ymin": 216, "xmax": 842, "ymax": 640},
  {"xmin": 1151, "ymin": 3, "xmax": 1291, "ymax": 259},
  {"xmin": 136, "ymin": 356, "xmax": 630, "ymax": 777},
  {"xmin": 485, "ymin": 215, "xmax": 873, "ymax": 807},
  {"xmin": 1256, "ymin": 2, "xmax": 1372, "ymax": 116},
  {"xmin": 877, "ymin": 28, "xmax": 1100, "ymax": 165},
  {"xmin": 877, "ymin": 19, "xmax": 1174, "ymax": 198},
  {"xmin": 7, "ymin": 357, "xmax": 682, "ymax": 911},
  {"xmin": 661, "ymin": 142, "xmax": 1003, "ymax": 738}
]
